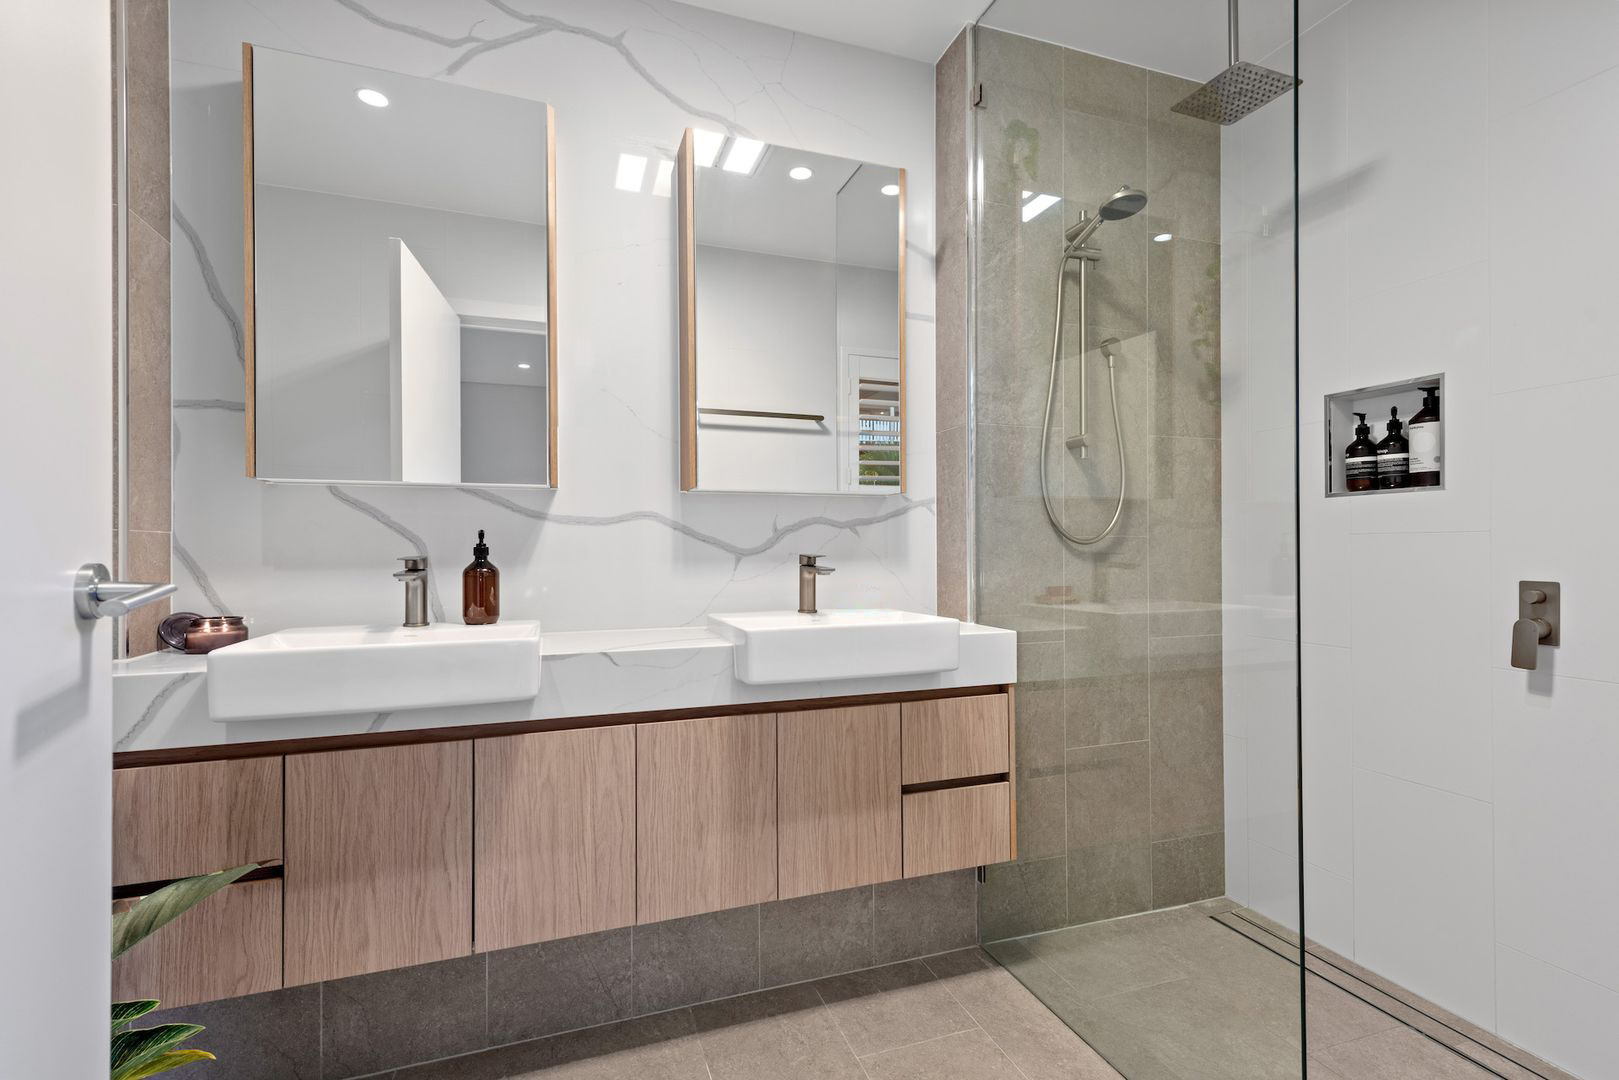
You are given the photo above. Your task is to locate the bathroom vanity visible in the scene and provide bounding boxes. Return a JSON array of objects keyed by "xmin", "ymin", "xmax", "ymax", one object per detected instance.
[{"xmin": 110, "ymin": 623, "xmax": 1016, "ymax": 1009}]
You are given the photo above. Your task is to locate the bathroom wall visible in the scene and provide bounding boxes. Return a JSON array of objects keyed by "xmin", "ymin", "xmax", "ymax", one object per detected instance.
[
  {"xmin": 943, "ymin": 27, "xmax": 1226, "ymax": 940},
  {"xmin": 163, "ymin": 0, "xmax": 937, "ymax": 639},
  {"xmin": 1224, "ymin": 2, "xmax": 1619, "ymax": 1075},
  {"xmin": 117, "ymin": 0, "xmax": 174, "ymax": 656}
]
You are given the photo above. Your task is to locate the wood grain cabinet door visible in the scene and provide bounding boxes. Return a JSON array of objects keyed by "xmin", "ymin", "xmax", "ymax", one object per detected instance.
[
  {"xmin": 113, "ymin": 757, "xmax": 282, "ymax": 886},
  {"xmin": 901, "ymin": 782, "xmax": 1012, "ymax": 878},
  {"xmin": 636, "ymin": 714, "xmax": 776, "ymax": 923},
  {"xmin": 112, "ymin": 879, "xmax": 282, "ymax": 1009},
  {"xmin": 900, "ymin": 694, "xmax": 1010, "ymax": 785},
  {"xmin": 778, "ymin": 705, "xmax": 901, "ymax": 899},
  {"xmin": 474, "ymin": 727, "xmax": 636, "ymax": 951},
  {"xmin": 284, "ymin": 741, "xmax": 472, "ymax": 985}
]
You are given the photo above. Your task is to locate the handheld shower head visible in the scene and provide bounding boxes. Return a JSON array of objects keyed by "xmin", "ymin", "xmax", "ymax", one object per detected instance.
[
  {"xmin": 1065, "ymin": 187, "xmax": 1149, "ymax": 249},
  {"xmin": 1098, "ymin": 187, "xmax": 1148, "ymax": 220}
]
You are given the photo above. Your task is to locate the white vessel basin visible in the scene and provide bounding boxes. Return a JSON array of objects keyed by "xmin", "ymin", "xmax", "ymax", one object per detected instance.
[
  {"xmin": 708, "ymin": 609, "xmax": 960, "ymax": 685},
  {"xmin": 207, "ymin": 621, "xmax": 542, "ymax": 721}
]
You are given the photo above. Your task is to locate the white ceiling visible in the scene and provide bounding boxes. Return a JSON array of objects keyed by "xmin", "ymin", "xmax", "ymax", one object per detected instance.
[
  {"xmin": 253, "ymin": 46, "xmax": 549, "ymax": 223},
  {"xmin": 674, "ymin": 0, "xmax": 1310, "ymax": 78}
]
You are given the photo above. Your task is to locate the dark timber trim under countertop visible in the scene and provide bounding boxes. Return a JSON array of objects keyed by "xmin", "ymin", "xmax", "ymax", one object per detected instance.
[{"xmin": 113, "ymin": 683, "xmax": 1014, "ymax": 768}]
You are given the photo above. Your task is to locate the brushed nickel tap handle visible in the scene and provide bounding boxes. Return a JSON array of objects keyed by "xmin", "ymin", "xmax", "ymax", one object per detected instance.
[{"xmin": 1512, "ymin": 580, "xmax": 1560, "ymax": 670}]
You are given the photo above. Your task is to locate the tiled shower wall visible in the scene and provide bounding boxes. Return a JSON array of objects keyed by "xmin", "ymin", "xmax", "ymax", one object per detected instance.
[{"xmin": 939, "ymin": 28, "xmax": 1225, "ymax": 940}]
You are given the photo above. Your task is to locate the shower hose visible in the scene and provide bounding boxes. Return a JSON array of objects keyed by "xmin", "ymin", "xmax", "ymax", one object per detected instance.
[{"xmin": 1039, "ymin": 254, "xmax": 1126, "ymax": 546}]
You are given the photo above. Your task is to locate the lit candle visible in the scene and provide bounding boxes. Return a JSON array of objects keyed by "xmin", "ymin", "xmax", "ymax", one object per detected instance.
[{"xmin": 158, "ymin": 613, "xmax": 248, "ymax": 654}]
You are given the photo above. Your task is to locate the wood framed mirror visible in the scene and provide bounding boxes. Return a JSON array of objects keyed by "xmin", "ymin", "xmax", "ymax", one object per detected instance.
[
  {"xmin": 242, "ymin": 44, "xmax": 557, "ymax": 488},
  {"xmin": 677, "ymin": 129, "xmax": 905, "ymax": 495}
]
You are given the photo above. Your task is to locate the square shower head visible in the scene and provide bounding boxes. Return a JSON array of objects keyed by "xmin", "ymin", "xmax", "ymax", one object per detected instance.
[{"xmin": 1171, "ymin": 61, "xmax": 1299, "ymax": 124}]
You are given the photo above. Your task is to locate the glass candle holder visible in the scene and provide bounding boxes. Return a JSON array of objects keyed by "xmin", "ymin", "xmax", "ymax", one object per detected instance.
[{"xmin": 158, "ymin": 613, "xmax": 249, "ymax": 654}]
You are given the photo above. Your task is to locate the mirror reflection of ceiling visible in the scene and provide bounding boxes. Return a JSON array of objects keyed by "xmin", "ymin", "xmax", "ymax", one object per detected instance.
[
  {"xmin": 253, "ymin": 47, "xmax": 548, "ymax": 224},
  {"xmin": 695, "ymin": 142, "xmax": 899, "ymax": 270},
  {"xmin": 675, "ymin": 0, "xmax": 1317, "ymax": 77}
]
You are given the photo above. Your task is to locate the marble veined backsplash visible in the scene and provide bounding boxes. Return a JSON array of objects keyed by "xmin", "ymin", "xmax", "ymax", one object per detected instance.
[{"xmin": 165, "ymin": 0, "xmax": 938, "ymax": 635}]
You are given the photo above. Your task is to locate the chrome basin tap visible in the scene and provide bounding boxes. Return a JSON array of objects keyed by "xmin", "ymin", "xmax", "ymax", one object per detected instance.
[
  {"xmin": 394, "ymin": 555, "xmax": 430, "ymax": 627},
  {"xmin": 798, "ymin": 554, "xmax": 835, "ymax": 614}
]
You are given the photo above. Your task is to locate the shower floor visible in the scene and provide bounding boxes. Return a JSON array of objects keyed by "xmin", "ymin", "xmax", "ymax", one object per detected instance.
[{"xmin": 985, "ymin": 899, "xmax": 1577, "ymax": 1080}]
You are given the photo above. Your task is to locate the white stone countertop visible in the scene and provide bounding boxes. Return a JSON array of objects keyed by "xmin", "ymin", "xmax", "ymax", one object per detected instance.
[{"xmin": 113, "ymin": 622, "xmax": 1017, "ymax": 753}]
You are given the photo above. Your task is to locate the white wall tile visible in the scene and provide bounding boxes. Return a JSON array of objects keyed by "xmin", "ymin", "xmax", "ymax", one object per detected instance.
[
  {"xmin": 1247, "ymin": 640, "xmax": 1302, "ymax": 857},
  {"xmin": 1249, "ymin": 839, "xmax": 1301, "ymax": 934},
  {"xmin": 1352, "ymin": 768, "xmax": 1495, "ymax": 1030},
  {"xmin": 1304, "ymin": 863, "xmax": 1355, "ymax": 959},
  {"xmin": 1497, "ymin": 945, "xmax": 1619, "ymax": 1080},
  {"xmin": 1302, "ymin": 644, "xmax": 1353, "ymax": 877},
  {"xmin": 1225, "ymin": 733, "xmax": 1251, "ymax": 906},
  {"xmin": 1349, "ymin": 532, "xmax": 1491, "ymax": 801},
  {"xmin": 1487, "ymin": 0, "xmax": 1619, "ymax": 120},
  {"xmin": 1494, "ymin": 668, "xmax": 1619, "ymax": 995},
  {"xmin": 1298, "ymin": 437, "xmax": 1352, "ymax": 648},
  {"xmin": 1341, "ymin": 0, "xmax": 1488, "ymax": 297},
  {"xmin": 1487, "ymin": 63, "xmax": 1619, "ymax": 396},
  {"xmin": 1490, "ymin": 376, "xmax": 1619, "ymax": 685}
]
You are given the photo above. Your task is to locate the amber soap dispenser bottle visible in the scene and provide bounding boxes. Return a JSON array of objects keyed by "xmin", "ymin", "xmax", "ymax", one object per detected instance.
[{"xmin": 462, "ymin": 530, "xmax": 500, "ymax": 625}]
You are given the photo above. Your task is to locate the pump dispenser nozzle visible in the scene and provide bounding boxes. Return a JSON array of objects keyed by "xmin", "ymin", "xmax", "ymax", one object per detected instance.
[
  {"xmin": 1354, "ymin": 412, "xmax": 1369, "ymax": 437},
  {"xmin": 1386, "ymin": 406, "xmax": 1403, "ymax": 434}
]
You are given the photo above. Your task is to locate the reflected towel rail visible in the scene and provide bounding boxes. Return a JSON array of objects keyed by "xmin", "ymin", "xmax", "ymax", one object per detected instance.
[{"xmin": 698, "ymin": 407, "xmax": 826, "ymax": 422}]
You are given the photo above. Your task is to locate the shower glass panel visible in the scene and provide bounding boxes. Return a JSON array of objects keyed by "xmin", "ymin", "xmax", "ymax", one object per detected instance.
[{"xmin": 962, "ymin": 2, "xmax": 1303, "ymax": 1077}]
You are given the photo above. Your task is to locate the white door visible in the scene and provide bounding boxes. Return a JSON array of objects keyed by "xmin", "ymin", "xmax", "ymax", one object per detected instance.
[{"xmin": 0, "ymin": 0, "xmax": 115, "ymax": 1073}]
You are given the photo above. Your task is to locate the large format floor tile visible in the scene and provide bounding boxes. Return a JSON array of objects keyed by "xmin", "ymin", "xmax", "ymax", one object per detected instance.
[{"xmin": 374, "ymin": 900, "xmax": 1563, "ymax": 1080}]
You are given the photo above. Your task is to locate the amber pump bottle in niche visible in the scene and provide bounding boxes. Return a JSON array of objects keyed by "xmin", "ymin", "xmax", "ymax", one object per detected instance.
[
  {"xmin": 462, "ymin": 530, "xmax": 500, "ymax": 625},
  {"xmin": 1344, "ymin": 412, "xmax": 1378, "ymax": 492},
  {"xmin": 1376, "ymin": 406, "xmax": 1410, "ymax": 489}
]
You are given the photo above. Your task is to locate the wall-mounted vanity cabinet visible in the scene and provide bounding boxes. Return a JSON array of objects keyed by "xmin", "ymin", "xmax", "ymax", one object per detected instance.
[
  {"xmin": 677, "ymin": 128, "xmax": 906, "ymax": 495},
  {"xmin": 241, "ymin": 44, "xmax": 558, "ymax": 488},
  {"xmin": 110, "ymin": 688, "xmax": 1013, "ymax": 1005}
]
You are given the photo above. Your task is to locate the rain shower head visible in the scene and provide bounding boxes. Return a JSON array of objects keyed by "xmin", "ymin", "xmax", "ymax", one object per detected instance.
[
  {"xmin": 1172, "ymin": 61, "xmax": 1298, "ymax": 124},
  {"xmin": 1172, "ymin": 0, "xmax": 1299, "ymax": 125},
  {"xmin": 1065, "ymin": 187, "xmax": 1149, "ymax": 248}
]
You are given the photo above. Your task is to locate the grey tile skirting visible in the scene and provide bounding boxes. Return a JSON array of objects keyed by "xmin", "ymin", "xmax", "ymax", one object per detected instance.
[{"xmin": 146, "ymin": 871, "xmax": 977, "ymax": 1079}]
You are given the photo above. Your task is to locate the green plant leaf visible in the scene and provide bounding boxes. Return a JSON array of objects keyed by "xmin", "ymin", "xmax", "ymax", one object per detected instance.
[
  {"xmin": 112, "ymin": 1000, "xmax": 161, "ymax": 1033},
  {"xmin": 122, "ymin": 1048, "xmax": 216, "ymax": 1079},
  {"xmin": 112, "ymin": 864, "xmax": 257, "ymax": 959},
  {"xmin": 110, "ymin": 1023, "xmax": 203, "ymax": 1080}
]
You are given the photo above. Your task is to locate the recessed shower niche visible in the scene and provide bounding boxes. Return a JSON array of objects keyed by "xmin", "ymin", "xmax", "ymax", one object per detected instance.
[{"xmin": 1323, "ymin": 374, "xmax": 1445, "ymax": 496}]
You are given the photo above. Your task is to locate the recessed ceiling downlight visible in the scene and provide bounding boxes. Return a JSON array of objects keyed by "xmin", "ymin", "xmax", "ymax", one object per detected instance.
[
  {"xmin": 517, "ymin": 363, "xmax": 532, "ymax": 370},
  {"xmin": 355, "ymin": 88, "xmax": 389, "ymax": 108},
  {"xmin": 788, "ymin": 165, "xmax": 814, "ymax": 181},
  {"xmin": 1153, "ymin": 232, "xmax": 1173, "ymax": 242},
  {"xmin": 880, "ymin": 183, "xmax": 900, "ymax": 197}
]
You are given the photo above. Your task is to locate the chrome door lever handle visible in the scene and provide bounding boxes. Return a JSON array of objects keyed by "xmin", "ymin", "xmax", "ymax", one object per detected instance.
[{"xmin": 74, "ymin": 562, "xmax": 177, "ymax": 620}]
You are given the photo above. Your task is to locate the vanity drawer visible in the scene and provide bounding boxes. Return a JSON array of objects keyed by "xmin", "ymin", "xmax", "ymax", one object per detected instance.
[
  {"xmin": 112, "ymin": 878, "xmax": 283, "ymax": 1009},
  {"xmin": 900, "ymin": 694, "xmax": 1010, "ymax": 785},
  {"xmin": 113, "ymin": 757, "xmax": 283, "ymax": 886},
  {"xmin": 901, "ymin": 782, "xmax": 1012, "ymax": 877}
]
